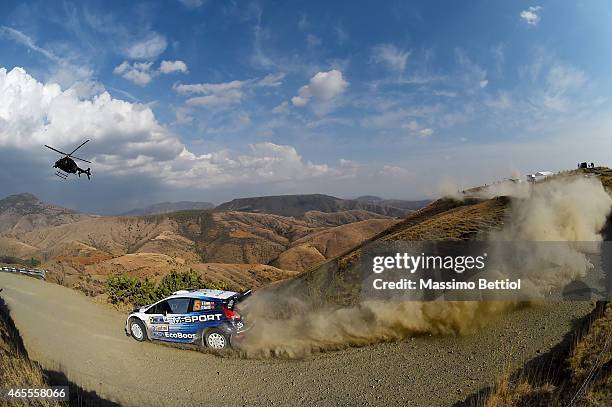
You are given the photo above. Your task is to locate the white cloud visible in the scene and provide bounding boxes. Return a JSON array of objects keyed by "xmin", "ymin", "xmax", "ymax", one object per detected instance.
[
  {"xmin": 298, "ymin": 14, "xmax": 309, "ymax": 30},
  {"xmin": 402, "ymin": 120, "xmax": 420, "ymax": 132},
  {"xmin": 124, "ymin": 32, "xmax": 167, "ymax": 59},
  {"xmin": 417, "ymin": 128, "xmax": 434, "ymax": 137},
  {"xmin": 456, "ymin": 49, "xmax": 488, "ymax": 91},
  {"xmin": 256, "ymin": 72, "xmax": 285, "ymax": 87},
  {"xmin": 361, "ymin": 105, "xmax": 440, "ymax": 130},
  {"xmin": 114, "ymin": 61, "xmax": 155, "ymax": 86},
  {"xmin": 520, "ymin": 6, "xmax": 542, "ymax": 25},
  {"xmin": 178, "ymin": 0, "xmax": 204, "ymax": 8},
  {"xmin": 334, "ymin": 21, "xmax": 349, "ymax": 45},
  {"xmin": 306, "ymin": 34, "xmax": 321, "ymax": 48},
  {"xmin": 401, "ymin": 120, "xmax": 434, "ymax": 138},
  {"xmin": 0, "ymin": 26, "xmax": 95, "ymax": 90},
  {"xmin": 0, "ymin": 66, "xmax": 345, "ymax": 188},
  {"xmin": 0, "ymin": 67, "xmax": 180, "ymax": 159},
  {"xmin": 114, "ymin": 60, "xmax": 189, "ymax": 86},
  {"xmin": 174, "ymin": 80, "xmax": 245, "ymax": 107},
  {"xmin": 272, "ymin": 101, "xmax": 289, "ymax": 114},
  {"xmin": 159, "ymin": 60, "xmax": 188, "ymax": 74},
  {"xmin": 379, "ymin": 165, "xmax": 413, "ymax": 179},
  {"xmin": 0, "ymin": 26, "xmax": 59, "ymax": 62},
  {"xmin": 175, "ymin": 107, "xmax": 194, "ymax": 124},
  {"xmin": 484, "ymin": 53, "xmax": 595, "ymax": 133},
  {"xmin": 492, "ymin": 44, "xmax": 505, "ymax": 76},
  {"xmin": 185, "ymin": 91, "xmax": 243, "ymax": 107},
  {"xmin": 174, "ymin": 74, "xmax": 284, "ymax": 108},
  {"xmin": 433, "ymin": 90, "xmax": 458, "ymax": 98},
  {"xmin": 371, "ymin": 44, "xmax": 410, "ymax": 73},
  {"xmin": 540, "ymin": 64, "xmax": 587, "ymax": 112},
  {"xmin": 174, "ymin": 80, "xmax": 245, "ymax": 95},
  {"xmin": 291, "ymin": 69, "xmax": 348, "ymax": 107}
]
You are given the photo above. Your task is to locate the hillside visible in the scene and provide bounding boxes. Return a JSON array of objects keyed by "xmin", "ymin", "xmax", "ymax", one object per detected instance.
[
  {"xmin": 277, "ymin": 196, "xmax": 511, "ymax": 306},
  {"xmin": 163, "ymin": 210, "xmax": 396, "ymax": 269},
  {"xmin": 275, "ymin": 169, "xmax": 612, "ymax": 309},
  {"xmin": 215, "ymin": 193, "xmax": 420, "ymax": 218},
  {"xmin": 0, "ymin": 193, "xmax": 88, "ymax": 234},
  {"xmin": 0, "ymin": 201, "xmax": 397, "ymax": 292},
  {"xmin": 272, "ymin": 218, "xmax": 397, "ymax": 271},
  {"xmin": 120, "ymin": 201, "xmax": 214, "ymax": 216}
]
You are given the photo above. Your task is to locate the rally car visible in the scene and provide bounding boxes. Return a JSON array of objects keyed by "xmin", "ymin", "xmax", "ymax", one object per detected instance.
[{"xmin": 125, "ymin": 288, "xmax": 251, "ymax": 350}]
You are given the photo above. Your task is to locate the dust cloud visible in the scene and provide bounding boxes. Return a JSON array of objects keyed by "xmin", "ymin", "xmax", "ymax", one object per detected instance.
[
  {"xmin": 488, "ymin": 176, "xmax": 612, "ymax": 296},
  {"xmin": 237, "ymin": 176, "xmax": 612, "ymax": 358},
  {"xmin": 238, "ymin": 294, "xmax": 513, "ymax": 358},
  {"xmin": 435, "ymin": 178, "xmax": 464, "ymax": 200},
  {"xmin": 495, "ymin": 177, "xmax": 611, "ymax": 241}
]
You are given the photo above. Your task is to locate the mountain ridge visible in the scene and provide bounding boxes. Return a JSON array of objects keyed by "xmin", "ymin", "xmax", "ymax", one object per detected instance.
[
  {"xmin": 120, "ymin": 201, "xmax": 215, "ymax": 216},
  {"xmin": 0, "ymin": 193, "xmax": 88, "ymax": 234},
  {"xmin": 215, "ymin": 193, "xmax": 428, "ymax": 218}
]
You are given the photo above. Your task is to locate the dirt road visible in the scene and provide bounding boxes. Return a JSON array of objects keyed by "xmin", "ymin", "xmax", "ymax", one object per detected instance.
[{"xmin": 0, "ymin": 272, "xmax": 594, "ymax": 406}]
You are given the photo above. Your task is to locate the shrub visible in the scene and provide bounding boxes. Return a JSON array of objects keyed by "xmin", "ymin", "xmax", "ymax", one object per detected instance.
[
  {"xmin": 156, "ymin": 270, "xmax": 204, "ymax": 298},
  {"xmin": 106, "ymin": 274, "xmax": 157, "ymax": 305},
  {"xmin": 0, "ymin": 255, "xmax": 40, "ymax": 267},
  {"xmin": 105, "ymin": 270, "xmax": 234, "ymax": 305}
]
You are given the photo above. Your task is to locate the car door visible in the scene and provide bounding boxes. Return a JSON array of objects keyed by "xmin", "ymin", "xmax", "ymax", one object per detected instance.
[
  {"xmin": 144, "ymin": 300, "xmax": 172, "ymax": 340},
  {"xmin": 162, "ymin": 298, "xmax": 197, "ymax": 343}
]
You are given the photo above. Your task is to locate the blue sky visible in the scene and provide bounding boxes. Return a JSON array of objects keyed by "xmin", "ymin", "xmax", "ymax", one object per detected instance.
[{"xmin": 1, "ymin": 0, "xmax": 612, "ymax": 213}]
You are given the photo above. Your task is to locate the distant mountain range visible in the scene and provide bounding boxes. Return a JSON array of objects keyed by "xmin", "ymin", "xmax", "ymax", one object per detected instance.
[
  {"xmin": 215, "ymin": 194, "xmax": 429, "ymax": 218},
  {"xmin": 0, "ymin": 193, "xmax": 88, "ymax": 234},
  {"xmin": 0, "ymin": 192, "xmax": 403, "ymax": 290},
  {"xmin": 354, "ymin": 196, "xmax": 431, "ymax": 211},
  {"xmin": 120, "ymin": 201, "xmax": 215, "ymax": 216}
]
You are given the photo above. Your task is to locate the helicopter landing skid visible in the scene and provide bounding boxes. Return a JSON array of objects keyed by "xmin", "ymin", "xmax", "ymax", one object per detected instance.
[{"xmin": 55, "ymin": 170, "xmax": 68, "ymax": 179}]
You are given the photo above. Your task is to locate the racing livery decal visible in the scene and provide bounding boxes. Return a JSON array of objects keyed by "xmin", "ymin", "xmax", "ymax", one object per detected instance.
[{"xmin": 125, "ymin": 288, "xmax": 251, "ymax": 349}]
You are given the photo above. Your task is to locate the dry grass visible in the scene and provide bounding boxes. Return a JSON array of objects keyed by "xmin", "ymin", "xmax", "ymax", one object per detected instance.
[
  {"xmin": 383, "ymin": 196, "xmax": 508, "ymax": 241},
  {"xmin": 485, "ymin": 377, "xmax": 555, "ymax": 407},
  {"xmin": 484, "ymin": 302, "xmax": 611, "ymax": 407},
  {"xmin": 334, "ymin": 196, "xmax": 508, "ymax": 275}
]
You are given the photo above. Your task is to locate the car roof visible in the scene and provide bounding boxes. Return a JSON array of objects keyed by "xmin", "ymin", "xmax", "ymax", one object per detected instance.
[{"xmin": 167, "ymin": 289, "xmax": 238, "ymax": 301}]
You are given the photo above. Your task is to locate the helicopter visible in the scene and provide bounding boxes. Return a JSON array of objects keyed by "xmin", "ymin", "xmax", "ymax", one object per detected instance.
[{"xmin": 44, "ymin": 139, "xmax": 92, "ymax": 180}]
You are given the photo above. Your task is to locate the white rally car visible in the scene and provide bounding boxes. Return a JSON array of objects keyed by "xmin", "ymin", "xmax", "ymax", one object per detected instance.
[{"xmin": 125, "ymin": 288, "xmax": 250, "ymax": 350}]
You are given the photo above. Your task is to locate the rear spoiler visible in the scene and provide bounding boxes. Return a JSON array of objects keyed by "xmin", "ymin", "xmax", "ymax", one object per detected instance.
[{"xmin": 226, "ymin": 289, "xmax": 252, "ymax": 309}]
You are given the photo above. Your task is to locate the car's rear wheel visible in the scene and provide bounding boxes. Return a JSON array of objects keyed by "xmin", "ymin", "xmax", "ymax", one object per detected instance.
[
  {"xmin": 129, "ymin": 318, "xmax": 147, "ymax": 342},
  {"xmin": 203, "ymin": 328, "xmax": 229, "ymax": 350}
]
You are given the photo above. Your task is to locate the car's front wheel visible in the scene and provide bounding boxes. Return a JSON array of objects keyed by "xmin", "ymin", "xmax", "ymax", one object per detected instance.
[
  {"xmin": 129, "ymin": 318, "xmax": 147, "ymax": 342},
  {"xmin": 203, "ymin": 328, "xmax": 229, "ymax": 350}
]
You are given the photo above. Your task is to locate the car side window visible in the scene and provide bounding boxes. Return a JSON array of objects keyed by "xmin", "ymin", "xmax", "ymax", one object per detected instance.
[
  {"xmin": 145, "ymin": 300, "xmax": 172, "ymax": 314},
  {"xmin": 145, "ymin": 302, "xmax": 158, "ymax": 314},
  {"xmin": 167, "ymin": 298, "xmax": 190, "ymax": 314}
]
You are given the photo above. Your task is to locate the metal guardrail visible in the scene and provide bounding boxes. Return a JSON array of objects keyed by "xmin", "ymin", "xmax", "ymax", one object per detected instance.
[{"xmin": 0, "ymin": 266, "xmax": 46, "ymax": 279}]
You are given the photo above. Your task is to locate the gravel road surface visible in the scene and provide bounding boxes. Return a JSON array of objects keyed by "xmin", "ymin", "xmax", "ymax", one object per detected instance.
[{"xmin": 0, "ymin": 272, "xmax": 594, "ymax": 406}]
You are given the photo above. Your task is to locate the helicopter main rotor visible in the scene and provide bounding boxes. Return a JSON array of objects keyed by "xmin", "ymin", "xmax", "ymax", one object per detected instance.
[{"xmin": 44, "ymin": 139, "xmax": 92, "ymax": 163}]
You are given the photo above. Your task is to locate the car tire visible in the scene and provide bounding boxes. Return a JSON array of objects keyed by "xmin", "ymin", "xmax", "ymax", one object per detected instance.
[
  {"xmin": 129, "ymin": 318, "xmax": 147, "ymax": 342},
  {"xmin": 203, "ymin": 328, "xmax": 229, "ymax": 350}
]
